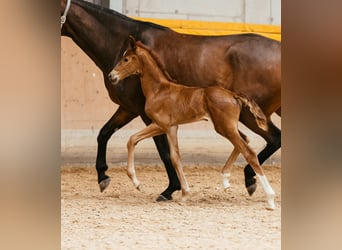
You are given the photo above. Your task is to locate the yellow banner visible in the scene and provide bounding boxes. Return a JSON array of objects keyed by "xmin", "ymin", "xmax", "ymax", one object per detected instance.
[{"xmin": 132, "ymin": 17, "xmax": 281, "ymax": 41}]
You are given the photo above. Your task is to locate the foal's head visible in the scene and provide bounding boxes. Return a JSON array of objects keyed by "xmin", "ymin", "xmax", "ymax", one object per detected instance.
[{"xmin": 108, "ymin": 36, "xmax": 142, "ymax": 85}]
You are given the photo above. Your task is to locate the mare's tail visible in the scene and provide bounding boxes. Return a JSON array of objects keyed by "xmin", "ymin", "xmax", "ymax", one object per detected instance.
[{"xmin": 234, "ymin": 94, "xmax": 268, "ymax": 131}]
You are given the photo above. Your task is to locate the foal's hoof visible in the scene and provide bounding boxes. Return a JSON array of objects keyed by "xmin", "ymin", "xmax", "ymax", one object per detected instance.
[
  {"xmin": 246, "ymin": 183, "xmax": 257, "ymax": 196},
  {"xmin": 136, "ymin": 184, "xmax": 142, "ymax": 192},
  {"xmin": 266, "ymin": 205, "xmax": 275, "ymax": 211},
  {"xmin": 99, "ymin": 177, "xmax": 111, "ymax": 192},
  {"xmin": 156, "ymin": 194, "xmax": 172, "ymax": 202},
  {"xmin": 266, "ymin": 199, "xmax": 276, "ymax": 210}
]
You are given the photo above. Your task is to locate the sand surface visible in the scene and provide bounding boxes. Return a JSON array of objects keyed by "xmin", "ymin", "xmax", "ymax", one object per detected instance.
[{"xmin": 61, "ymin": 164, "xmax": 281, "ymax": 249}]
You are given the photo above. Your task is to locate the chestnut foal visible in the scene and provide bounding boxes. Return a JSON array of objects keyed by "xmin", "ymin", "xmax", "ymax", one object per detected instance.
[{"xmin": 108, "ymin": 37, "xmax": 275, "ymax": 209}]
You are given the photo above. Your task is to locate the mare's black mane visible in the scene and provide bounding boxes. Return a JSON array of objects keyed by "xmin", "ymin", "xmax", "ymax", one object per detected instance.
[{"xmin": 73, "ymin": 0, "xmax": 170, "ymax": 31}]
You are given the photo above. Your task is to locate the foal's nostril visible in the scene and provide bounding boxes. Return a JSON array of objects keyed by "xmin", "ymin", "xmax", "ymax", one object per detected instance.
[
  {"xmin": 109, "ymin": 73, "xmax": 115, "ymax": 80},
  {"xmin": 108, "ymin": 73, "xmax": 119, "ymax": 84},
  {"xmin": 108, "ymin": 70, "xmax": 120, "ymax": 84}
]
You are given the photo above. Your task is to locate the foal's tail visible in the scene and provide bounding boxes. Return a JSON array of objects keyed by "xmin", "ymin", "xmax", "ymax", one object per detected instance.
[{"xmin": 234, "ymin": 94, "xmax": 268, "ymax": 131}]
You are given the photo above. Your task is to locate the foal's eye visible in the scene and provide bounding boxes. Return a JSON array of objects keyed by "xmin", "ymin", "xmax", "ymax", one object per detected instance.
[{"xmin": 124, "ymin": 58, "xmax": 129, "ymax": 62}]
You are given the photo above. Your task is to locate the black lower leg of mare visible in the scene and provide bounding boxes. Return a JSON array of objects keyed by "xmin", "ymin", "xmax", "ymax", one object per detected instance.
[
  {"xmin": 96, "ymin": 125, "xmax": 114, "ymax": 183},
  {"xmin": 96, "ymin": 107, "xmax": 137, "ymax": 184},
  {"xmin": 152, "ymin": 135, "xmax": 181, "ymax": 199}
]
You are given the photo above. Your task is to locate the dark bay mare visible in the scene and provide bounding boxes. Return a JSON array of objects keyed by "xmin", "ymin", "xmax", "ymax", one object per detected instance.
[{"xmin": 61, "ymin": 0, "xmax": 281, "ymax": 201}]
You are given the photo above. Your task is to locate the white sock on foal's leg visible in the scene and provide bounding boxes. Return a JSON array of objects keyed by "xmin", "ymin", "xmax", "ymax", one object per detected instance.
[
  {"xmin": 256, "ymin": 174, "xmax": 275, "ymax": 210},
  {"xmin": 222, "ymin": 173, "xmax": 231, "ymax": 190}
]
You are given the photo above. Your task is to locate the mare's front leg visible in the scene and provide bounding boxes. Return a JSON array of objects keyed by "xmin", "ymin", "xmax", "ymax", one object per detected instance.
[
  {"xmin": 140, "ymin": 115, "xmax": 181, "ymax": 201},
  {"xmin": 126, "ymin": 123, "xmax": 164, "ymax": 189},
  {"xmin": 96, "ymin": 106, "xmax": 137, "ymax": 192}
]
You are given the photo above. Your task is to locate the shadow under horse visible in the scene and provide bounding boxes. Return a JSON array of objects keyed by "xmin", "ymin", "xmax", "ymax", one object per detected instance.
[{"xmin": 61, "ymin": 0, "xmax": 281, "ymax": 201}]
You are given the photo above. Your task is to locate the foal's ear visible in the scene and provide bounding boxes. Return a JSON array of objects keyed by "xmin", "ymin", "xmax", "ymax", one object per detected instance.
[{"xmin": 128, "ymin": 35, "xmax": 137, "ymax": 51}]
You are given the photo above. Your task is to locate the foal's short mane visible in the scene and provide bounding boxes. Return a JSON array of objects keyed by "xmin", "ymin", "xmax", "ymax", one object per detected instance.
[{"xmin": 136, "ymin": 41, "xmax": 177, "ymax": 83}]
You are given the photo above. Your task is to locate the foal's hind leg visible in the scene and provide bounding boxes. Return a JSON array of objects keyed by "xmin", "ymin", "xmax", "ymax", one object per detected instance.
[
  {"xmin": 228, "ymin": 131, "xmax": 275, "ymax": 209},
  {"xmin": 240, "ymin": 111, "xmax": 281, "ymax": 196},
  {"xmin": 215, "ymin": 123, "xmax": 275, "ymax": 209},
  {"xmin": 127, "ymin": 123, "xmax": 164, "ymax": 190},
  {"xmin": 221, "ymin": 131, "xmax": 249, "ymax": 190}
]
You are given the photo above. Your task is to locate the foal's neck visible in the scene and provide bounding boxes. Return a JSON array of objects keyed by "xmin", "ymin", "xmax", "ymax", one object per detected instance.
[{"xmin": 137, "ymin": 48, "xmax": 171, "ymax": 96}]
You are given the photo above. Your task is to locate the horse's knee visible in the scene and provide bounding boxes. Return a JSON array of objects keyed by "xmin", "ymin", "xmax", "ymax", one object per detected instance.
[
  {"xmin": 97, "ymin": 127, "xmax": 116, "ymax": 143},
  {"xmin": 127, "ymin": 138, "xmax": 134, "ymax": 150},
  {"xmin": 127, "ymin": 136, "xmax": 138, "ymax": 151}
]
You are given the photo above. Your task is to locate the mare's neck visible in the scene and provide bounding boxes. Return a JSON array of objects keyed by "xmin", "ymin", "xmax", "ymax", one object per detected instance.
[
  {"xmin": 62, "ymin": 1, "xmax": 141, "ymax": 73},
  {"xmin": 138, "ymin": 49, "xmax": 172, "ymax": 97}
]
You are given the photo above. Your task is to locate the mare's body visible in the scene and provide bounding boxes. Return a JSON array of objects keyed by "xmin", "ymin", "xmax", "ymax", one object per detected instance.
[{"xmin": 61, "ymin": 0, "xmax": 281, "ymax": 200}]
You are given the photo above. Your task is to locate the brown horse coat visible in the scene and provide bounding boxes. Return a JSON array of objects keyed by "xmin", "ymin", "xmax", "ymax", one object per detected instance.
[
  {"xmin": 108, "ymin": 37, "xmax": 276, "ymax": 209},
  {"xmin": 61, "ymin": 0, "xmax": 280, "ymax": 200}
]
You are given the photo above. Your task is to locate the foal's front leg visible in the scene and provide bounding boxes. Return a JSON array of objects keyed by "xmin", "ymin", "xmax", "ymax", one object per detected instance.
[{"xmin": 127, "ymin": 123, "xmax": 164, "ymax": 189}]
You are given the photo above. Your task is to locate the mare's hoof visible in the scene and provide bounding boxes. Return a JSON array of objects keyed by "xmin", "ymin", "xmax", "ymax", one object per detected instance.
[
  {"xmin": 99, "ymin": 177, "xmax": 111, "ymax": 192},
  {"xmin": 136, "ymin": 184, "xmax": 142, "ymax": 192},
  {"xmin": 246, "ymin": 183, "xmax": 257, "ymax": 196},
  {"xmin": 156, "ymin": 194, "xmax": 172, "ymax": 202}
]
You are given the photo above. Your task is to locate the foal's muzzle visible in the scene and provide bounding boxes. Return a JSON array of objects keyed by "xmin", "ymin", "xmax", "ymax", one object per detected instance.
[{"xmin": 108, "ymin": 71, "xmax": 120, "ymax": 84}]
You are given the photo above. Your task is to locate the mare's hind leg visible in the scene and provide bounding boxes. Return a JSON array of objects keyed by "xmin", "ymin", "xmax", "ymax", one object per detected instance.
[
  {"xmin": 240, "ymin": 111, "xmax": 281, "ymax": 196},
  {"xmin": 96, "ymin": 106, "xmax": 137, "ymax": 192},
  {"xmin": 126, "ymin": 123, "xmax": 164, "ymax": 189},
  {"xmin": 221, "ymin": 131, "xmax": 249, "ymax": 190},
  {"xmin": 166, "ymin": 126, "xmax": 190, "ymax": 200}
]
